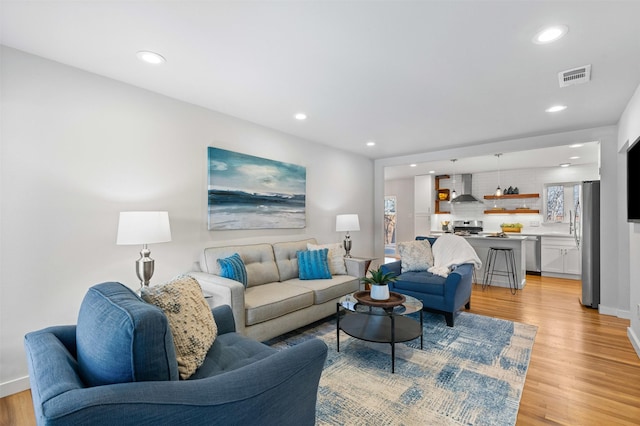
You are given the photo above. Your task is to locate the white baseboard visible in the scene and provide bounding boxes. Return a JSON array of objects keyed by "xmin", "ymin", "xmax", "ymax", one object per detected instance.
[
  {"xmin": 628, "ymin": 327, "xmax": 640, "ymax": 359},
  {"xmin": 598, "ymin": 304, "xmax": 631, "ymax": 319},
  {"xmin": 0, "ymin": 376, "xmax": 30, "ymax": 398}
]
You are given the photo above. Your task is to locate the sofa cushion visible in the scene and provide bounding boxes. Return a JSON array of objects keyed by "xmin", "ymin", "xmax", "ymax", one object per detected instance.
[
  {"xmin": 141, "ymin": 276, "xmax": 217, "ymax": 379},
  {"xmin": 273, "ymin": 238, "xmax": 317, "ymax": 281},
  {"xmin": 217, "ymin": 253, "xmax": 248, "ymax": 287},
  {"xmin": 307, "ymin": 242, "xmax": 347, "ymax": 275},
  {"xmin": 290, "ymin": 275, "xmax": 360, "ymax": 304},
  {"xmin": 201, "ymin": 243, "xmax": 279, "ymax": 287},
  {"xmin": 398, "ymin": 239, "xmax": 434, "ymax": 272},
  {"xmin": 244, "ymin": 282, "xmax": 314, "ymax": 326},
  {"xmin": 393, "ymin": 271, "xmax": 447, "ymax": 296},
  {"xmin": 76, "ymin": 282, "xmax": 178, "ymax": 387},
  {"xmin": 297, "ymin": 248, "xmax": 332, "ymax": 280}
]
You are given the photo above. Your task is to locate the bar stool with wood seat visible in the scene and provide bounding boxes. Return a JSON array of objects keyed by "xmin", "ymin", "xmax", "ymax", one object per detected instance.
[{"xmin": 483, "ymin": 246, "xmax": 518, "ymax": 294}]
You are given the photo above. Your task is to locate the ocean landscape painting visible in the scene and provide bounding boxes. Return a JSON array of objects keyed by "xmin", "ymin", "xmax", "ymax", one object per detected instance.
[{"xmin": 208, "ymin": 147, "xmax": 306, "ymax": 230}]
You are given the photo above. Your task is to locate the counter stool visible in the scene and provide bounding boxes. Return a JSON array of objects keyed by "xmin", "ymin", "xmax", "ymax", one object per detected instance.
[{"xmin": 483, "ymin": 247, "xmax": 518, "ymax": 294}]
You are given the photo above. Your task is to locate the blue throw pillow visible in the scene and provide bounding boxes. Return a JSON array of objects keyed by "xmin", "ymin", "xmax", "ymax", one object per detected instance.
[
  {"xmin": 297, "ymin": 248, "xmax": 332, "ymax": 280},
  {"xmin": 217, "ymin": 253, "xmax": 248, "ymax": 287}
]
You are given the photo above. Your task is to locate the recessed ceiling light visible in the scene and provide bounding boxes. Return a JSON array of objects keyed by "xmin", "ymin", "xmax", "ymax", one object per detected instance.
[
  {"xmin": 409, "ymin": 164, "xmax": 417, "ymax": 167},
  {"xmin": 366, "ymin": 141, "xmax": 376, "ymax": 147},
  {"xmin": 560, "ymin": 163, "xmax": 571, "ymax": 168},
  {"xmin": 294, "ymin": 113, "xmax": 307, "ymax": 120},
  {"xmin": 429, "ymin": 170, "xmax": 435, "ymax": 174},
  {"xmin": 136, "ymin": 51, "xmax": 166, "ymax": 65},
  {"xmin": 570, "ymin": 143, "xmax": 583, "ymax": 148},
  {"xmin": 533, "ymin": 25, "xmax": 568, "ymax": 44},
  {"xmin": 546, "ymin": 105, "xmax": 567, "ymax": 113},
  {"xmin": 569, "ymin": 156, "xmax": 580, "ymax": 160}
]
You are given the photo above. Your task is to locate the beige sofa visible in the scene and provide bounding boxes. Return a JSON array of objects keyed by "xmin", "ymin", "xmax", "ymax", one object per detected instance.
[{"xmin": 188, "ymin": 238, "xmax": 362, "ymax": 342}]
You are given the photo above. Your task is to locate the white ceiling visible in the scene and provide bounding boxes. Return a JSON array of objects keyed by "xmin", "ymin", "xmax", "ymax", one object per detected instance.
[
  {"xmin": 384, "ymin": 141, "xmax": 601, "ymax": 179},
  {"xmin": 2, "ymin": 1, "xmax": 640, "ymax": 164}
]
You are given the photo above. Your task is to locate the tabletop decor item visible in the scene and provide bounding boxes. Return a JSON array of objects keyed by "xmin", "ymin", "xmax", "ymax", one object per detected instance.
[
  {"xmin": 500, "ymin": 222, "xmax": 523, "ymax": 233},
  {"xmin": 336, "ymin": 214, "xmax": 360, "ymax": 257},
  {"xmin": 116, "ymin": 211, "xmax": 172, "ymax": 288},
  {"xmin": 360, "ymin": 266, "xmax": 398, "ymax": 300}
]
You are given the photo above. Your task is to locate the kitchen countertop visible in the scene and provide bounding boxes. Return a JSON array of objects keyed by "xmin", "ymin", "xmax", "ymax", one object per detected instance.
[{"xmin": 429, "ymin": 231, "xmax": 573, "ymax": 238}]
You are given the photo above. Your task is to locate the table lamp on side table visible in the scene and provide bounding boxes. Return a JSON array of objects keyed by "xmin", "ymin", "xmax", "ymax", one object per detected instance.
[
  {"xmin": 116, "ymin": 211, "xmax": 172, "ymax": 289},
  {"xmin": 336, "ymin": 214, "xmax": 360, "ymax": 258}
]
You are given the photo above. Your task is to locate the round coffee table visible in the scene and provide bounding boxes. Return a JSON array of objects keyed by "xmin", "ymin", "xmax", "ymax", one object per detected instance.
[{"xmin": 336, "ymin": 291, "xmax": 423, "ymax": 373}]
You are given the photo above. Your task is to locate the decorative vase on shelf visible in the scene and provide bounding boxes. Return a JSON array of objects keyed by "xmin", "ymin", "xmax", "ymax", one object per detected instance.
[{"xmin": 370, "ymin": 284, "xmax": 390, "ymax": 300}]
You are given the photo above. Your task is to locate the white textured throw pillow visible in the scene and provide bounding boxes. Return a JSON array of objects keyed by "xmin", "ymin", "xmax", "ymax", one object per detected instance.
[
  {"xmin": 398, "ymin": 240, "xmax": 434, "ymax": 273},
  {"xmin": 307, "ymin": 242, "xmax": 347, "ymax": 275},
  {"xmin": 141, "ymin": 276, "xmax": 217, "ymax": 380}
]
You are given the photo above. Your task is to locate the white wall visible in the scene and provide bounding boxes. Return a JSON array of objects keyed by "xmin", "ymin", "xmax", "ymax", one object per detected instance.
[
  {"xmin": 617, "ymin": 82, "xmax": 640, "ymax": 356},
  {"xmin": 0, "ymin": 46, "xmax": 375, "ymax": 396}
]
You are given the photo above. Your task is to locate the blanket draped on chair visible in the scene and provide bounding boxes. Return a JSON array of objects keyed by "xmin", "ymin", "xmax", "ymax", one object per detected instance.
[{"xmin": 428, "ymin": 234, "xmax": 482, "ymax": 277}]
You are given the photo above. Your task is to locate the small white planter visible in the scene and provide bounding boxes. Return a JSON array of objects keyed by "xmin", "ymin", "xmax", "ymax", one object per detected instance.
[{"xmin": 370, "ymin": 284, "xmax": 390, "ymax": 300}]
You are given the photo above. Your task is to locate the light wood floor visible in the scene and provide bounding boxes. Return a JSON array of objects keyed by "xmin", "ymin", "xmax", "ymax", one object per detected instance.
[{"xmin": 2, "ymin": 275, "xmax": 639, "ymax": 425}]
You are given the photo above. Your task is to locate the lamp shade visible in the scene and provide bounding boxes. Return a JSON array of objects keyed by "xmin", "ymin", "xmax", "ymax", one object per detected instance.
[
  {"xmin": 116, "ymin": 211, "xmax": 172, "ymax": 245},
  {"xmin": 335, "ymin": 214, "xmax": 360, "ymax": 232}
]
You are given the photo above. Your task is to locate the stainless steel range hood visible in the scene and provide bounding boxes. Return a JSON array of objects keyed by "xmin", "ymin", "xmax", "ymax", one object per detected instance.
[{"xmin": 451, "ymin": 174, "xmax": 482, "ymax": 203}]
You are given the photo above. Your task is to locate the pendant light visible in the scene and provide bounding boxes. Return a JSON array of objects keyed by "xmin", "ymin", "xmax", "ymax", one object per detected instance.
[
  {"xmin": 450, "ymin": 159, "xmax": 458, "ymax": 200},
  {"xmin": 494, "ymin": 154, "xmax": 503, "ymax": 197}
]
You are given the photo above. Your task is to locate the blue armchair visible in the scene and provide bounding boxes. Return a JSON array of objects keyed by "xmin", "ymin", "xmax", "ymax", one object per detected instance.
[
  {"xmin": 381, "ymin": 236, "xmax": 475, "ymax": 327},
  {"xmin": 24, "ymin": 282, "xmax": 328, "ymax": 426}
]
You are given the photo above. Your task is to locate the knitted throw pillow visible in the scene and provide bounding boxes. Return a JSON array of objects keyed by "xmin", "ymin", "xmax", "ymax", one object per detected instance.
[
  {"xmin": 398, "ymin": 240, "xmax": 434, "ymax": 273},
  {"xmin": 141, "ymin": 276, "xmax": 217, "ymax": 379}
]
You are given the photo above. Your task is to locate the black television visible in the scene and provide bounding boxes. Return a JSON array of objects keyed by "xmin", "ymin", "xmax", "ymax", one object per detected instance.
[{"xmin": 629, "ymin": 135, "xmax": 640, "ymax": 222}]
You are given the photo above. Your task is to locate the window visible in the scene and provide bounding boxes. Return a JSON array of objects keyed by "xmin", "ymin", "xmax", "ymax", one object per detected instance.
[
  {"xmin": 384, "ymin": 196, "xmax": 396, "ymax": 245},
  {"xmin": 545, "ymin": 182, "xmax": 581, "ymax": 222}
]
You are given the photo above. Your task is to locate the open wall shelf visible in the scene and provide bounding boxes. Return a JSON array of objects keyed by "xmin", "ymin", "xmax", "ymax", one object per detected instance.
[
  {"xmin": 484, "ymin": 209, "xmax": 540, "ymax": 214},
  {"xmin": 484, "ymin": 193, "xmax": 539, "ymax": 200}
]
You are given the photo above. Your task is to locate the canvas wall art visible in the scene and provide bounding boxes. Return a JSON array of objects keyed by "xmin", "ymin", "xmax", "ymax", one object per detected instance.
[{"xmin": 208, "ymin": 147, "xmax": 306, "ymax": 230}]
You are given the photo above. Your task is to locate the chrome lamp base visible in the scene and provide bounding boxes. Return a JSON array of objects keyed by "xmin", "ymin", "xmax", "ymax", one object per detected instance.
[{"xmin": 135, "ymin": 244, "xmax": 155, "ymax": 288}]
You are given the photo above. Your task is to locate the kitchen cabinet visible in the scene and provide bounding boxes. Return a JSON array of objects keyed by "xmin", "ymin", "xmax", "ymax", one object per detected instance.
[
  {"xmin": 541, "ymin": 236, "xmax": 581, "ymax": 276},
  {"xmin": 414, "ymin": 174, "xmax": 434, "ymax": 235}
]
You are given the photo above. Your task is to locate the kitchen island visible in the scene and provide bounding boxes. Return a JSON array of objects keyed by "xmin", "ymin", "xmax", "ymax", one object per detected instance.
[{"xmin": 429, "ymin": 233, "xmax": 527, "ymax": 289}]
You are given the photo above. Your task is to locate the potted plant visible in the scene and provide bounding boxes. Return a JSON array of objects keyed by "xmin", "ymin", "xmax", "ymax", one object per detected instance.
[{"xmin": 360, "ymin": 267, "xmax": 398, "ymax": 300}]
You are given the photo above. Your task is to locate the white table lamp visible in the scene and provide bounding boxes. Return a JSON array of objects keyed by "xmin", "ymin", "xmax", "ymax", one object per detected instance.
[
  {"xmin": 117, "ymin": 211, "xmax": 172, "ymax": 288},
  {"xmin": 336, "ymin": 214, "xmax": 360, "ymax": 257}
]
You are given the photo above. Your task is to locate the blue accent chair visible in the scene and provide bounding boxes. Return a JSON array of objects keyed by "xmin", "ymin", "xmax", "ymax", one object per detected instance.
[
  {"xmin": 24, "ymin": 282, "xmax": 328, "ymax": 426},
  {"xmin": 381, "ymin": 236, "xmax": 474, "ymax": 327}
]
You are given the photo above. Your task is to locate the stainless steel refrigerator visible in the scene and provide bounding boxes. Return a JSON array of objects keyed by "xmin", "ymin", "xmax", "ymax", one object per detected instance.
[{"xmin": 579, "ymin": 180, "xmax": 600, "ymax": 308}]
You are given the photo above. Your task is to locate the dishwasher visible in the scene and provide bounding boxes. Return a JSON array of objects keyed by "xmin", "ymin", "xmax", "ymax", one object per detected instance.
[{"xmin": 525, "ymin": 235, "xmax": 541, "ymax": 275}]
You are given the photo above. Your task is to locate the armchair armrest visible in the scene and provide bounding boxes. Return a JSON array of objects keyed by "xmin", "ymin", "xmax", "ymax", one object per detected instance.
[
  {"xmin": 380, "ymin": 260, "xmax": 401, "ymax": 277},
  {"xmin": 188, "ymin": 271, "xmax": 246, "ymax": 335},
  {"xmin": 443, "ymin": 263, "xmax": 473, "ymax": 308},
  {"xmin": 211, "ymin": 305, "xmax": 236, "ymax": 334}
]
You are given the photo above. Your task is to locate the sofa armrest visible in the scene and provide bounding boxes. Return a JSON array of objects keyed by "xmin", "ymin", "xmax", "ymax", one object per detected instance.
[{"xmin": 188, "ymin": 272, "xmax": 246, "ymax": 335}]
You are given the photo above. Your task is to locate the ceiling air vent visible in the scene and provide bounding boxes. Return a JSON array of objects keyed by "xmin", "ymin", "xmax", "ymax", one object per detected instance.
[{"xmin": 558, "ymin": 65, "xmax": 591, "ymax": 88}]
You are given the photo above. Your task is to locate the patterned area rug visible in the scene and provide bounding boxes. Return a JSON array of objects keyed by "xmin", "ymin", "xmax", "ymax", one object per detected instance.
[{"xmin": 267, "ymin": 311, "xmax": 537, "ymax": 426}]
